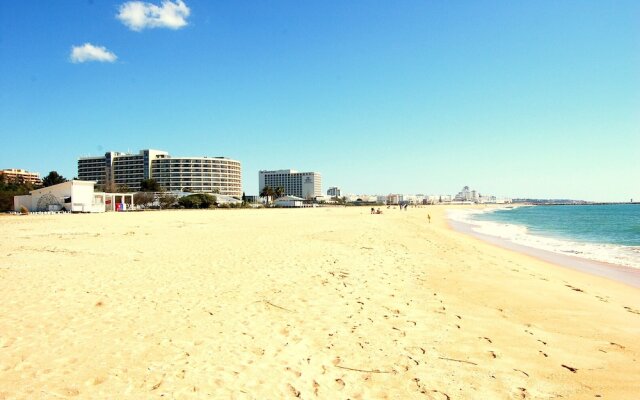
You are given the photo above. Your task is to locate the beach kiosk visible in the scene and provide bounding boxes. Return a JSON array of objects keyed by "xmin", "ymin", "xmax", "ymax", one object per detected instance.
[{"xmin": 13, "ymin": 180, "xmax": 134, "ymax": 213}]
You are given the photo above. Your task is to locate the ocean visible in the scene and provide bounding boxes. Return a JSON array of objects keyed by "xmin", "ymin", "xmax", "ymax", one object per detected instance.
[{"xmin": 448, "ymin": 204, "xmax": 640, "ymax": 269}]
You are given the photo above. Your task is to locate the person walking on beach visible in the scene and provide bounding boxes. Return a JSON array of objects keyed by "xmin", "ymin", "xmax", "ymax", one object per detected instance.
[{"xmin": 427, "ymin": 214, "xmax": 431, "ymax": 223}]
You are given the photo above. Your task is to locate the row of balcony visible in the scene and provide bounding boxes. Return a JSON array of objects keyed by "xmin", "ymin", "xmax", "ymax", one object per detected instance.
[{"xmin": 155, "ymin": 181, "xmax": 240, "ymax": 185}]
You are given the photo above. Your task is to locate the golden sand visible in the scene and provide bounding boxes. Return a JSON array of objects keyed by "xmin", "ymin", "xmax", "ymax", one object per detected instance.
[{"xmin": 0, "ymin": 207, "xmax": 638, "ymax": 399}]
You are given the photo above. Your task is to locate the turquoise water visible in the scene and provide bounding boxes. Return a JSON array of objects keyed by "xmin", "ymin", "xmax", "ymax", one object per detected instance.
[
  {"xmin": 446, "ymin": 204, "xmax": 640, "ymax": 268},
  {"xmin": 475, "ymin": 204, "xmax": 640, "ymax": 246}
]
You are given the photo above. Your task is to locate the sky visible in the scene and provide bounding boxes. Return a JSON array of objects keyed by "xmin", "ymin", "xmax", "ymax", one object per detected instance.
[{"xmin": 1, "ymin": 1, "xmax": 639, "ymax": 202}]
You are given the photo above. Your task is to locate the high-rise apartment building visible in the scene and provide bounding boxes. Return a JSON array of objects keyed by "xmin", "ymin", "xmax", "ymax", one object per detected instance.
[
  {"xmin": 454, "ymin": 186, "xmax": 479, "ymax": 202},
  {"xmin": 259, "ymin": 169, "xmax": 322, "ymax": 199},
  {"xmin": 327, "ymin": 187, "xmax": 341, "ymax": 197},
  {"xmin": 0, "ymin": 169, "xmax": 41, "ymax": 185},
  {"xmin": 78, "ymin": 149, "xmax": 242, "ymax": 195}
]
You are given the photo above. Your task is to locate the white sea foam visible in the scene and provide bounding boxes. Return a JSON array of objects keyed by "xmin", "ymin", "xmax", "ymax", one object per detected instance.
[{"xmin": 448, "ymin": 207, "xmax": 640, "ymax": 269}]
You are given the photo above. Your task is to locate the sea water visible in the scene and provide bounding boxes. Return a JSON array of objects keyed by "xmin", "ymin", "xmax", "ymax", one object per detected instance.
[{"xmin": 448, "ymin": 204, "xmax": 640, "ymax": 269}]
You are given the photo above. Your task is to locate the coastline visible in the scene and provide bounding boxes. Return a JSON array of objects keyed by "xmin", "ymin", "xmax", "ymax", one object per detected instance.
[
  {"xmin": 447, "ymin": 209, "xmax": 640, "ymax": 289},
  {"xmin": 1, "ymin": 208, "xmax": 639, "ymax": 398}
]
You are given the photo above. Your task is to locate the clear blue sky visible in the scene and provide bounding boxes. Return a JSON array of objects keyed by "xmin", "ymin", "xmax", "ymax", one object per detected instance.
[{"xmin": 1, "ymin": 1, "xmax": 638, "ymax": 201}]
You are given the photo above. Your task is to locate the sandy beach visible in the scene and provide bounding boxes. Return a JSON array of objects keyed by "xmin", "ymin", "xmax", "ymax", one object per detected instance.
[{"xmin": 1, "ymin": 206, "xmax": 639, "ymax": 399}]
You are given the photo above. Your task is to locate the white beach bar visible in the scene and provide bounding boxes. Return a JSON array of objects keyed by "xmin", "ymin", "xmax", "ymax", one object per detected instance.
[
  {"xmin": 13, "ymin": 180, "xmax": 134, "ymax": 213},
  {"xmin": 273, "ymin": 195, "xmax": 305, "ymax": 208}
]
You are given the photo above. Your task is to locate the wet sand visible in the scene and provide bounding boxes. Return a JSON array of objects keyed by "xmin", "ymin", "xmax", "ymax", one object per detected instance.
[
  {"xmin": 448, "ymin": 216, "xmax": 640, "ymax": 289},
  {"xmin": 0, "ymin": 207, "xmax": 639, "ymax": 399}
]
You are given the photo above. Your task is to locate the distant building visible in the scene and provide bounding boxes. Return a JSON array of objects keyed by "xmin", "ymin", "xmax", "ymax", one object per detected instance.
[
  {"xmin": 480, "ymin": 196, "xmax": 512, "ymax": 204},
  {"xmin": 400, "ymin": 194, "xmax": 418, "ymax": 204},
  {"xmin": 0, "ymin": 168, "xmax": 41, "ymax": 185},
  {"xmin": 386, "ymin": 194, "xmax": 400, "ymax": 205},
  {"xmin": 453, "ymin": 186, "xmax": 483, "ymax": 202},
  {"xmin": 327, "ymin": 187, "xmax": 341, "ymax": 197},
  {"xmin": 245, "ymin": 195, "xmax": 260, "ymax": 204},
  {"xmin": 478, "ymin": 195, "xmax": 497, "ymax": 204},
  {"xmin": 454, "ymin": 186, "xmax": 473, "ymax": 202},
  {"xmin": 314, "ymin": 195, "xmax": 332, "ymax": 203},
  {"xmin": 342, "ymin": 194, "xmax": 377, "ymax": 203},
  {"xmin": 359, "ymin": 195, "xmax": 378, "ymax": 203},
  {"xmin": 273, "ymin": 195, "xmax": 306, "ymax": 208},
  {"xmin": 259, "ymin": 169, "xmax": 322, "ymax": 199},
  {"xmin": 78, "ymin": 149, "xmax": 241, "ymax": 195}
]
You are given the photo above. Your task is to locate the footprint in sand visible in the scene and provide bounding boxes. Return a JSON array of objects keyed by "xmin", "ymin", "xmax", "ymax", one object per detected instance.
[
  {"xmin": 430, "ymin": 389, "xmax": 451, "ymax": 399},
  {"xmin": 285, "ymin": 383, "xmax": 300, "ymax": 397},
  {"xmin": 56, "ymin": 387, "xmax": 80, "ymax": 397},
  {"xmin": 561, "ymin": 364, "xmax": 578, "ymax": 373},
  {"xmin": 516, "ymin": 387, "xmax": 528, "ymax": 399},
  {"xmin": 88, "ymin": 376, "xmax": 106, "ymax": 386},
  {"xmin": 404, "ymin": 346, "xmax": 426, "ymax": 356},
  {"xmin": 565, "ymin": 284, "xmax": 584, "ymax": 293},
  {"xmin": 405, "ymin": 355, "xmax": 420, "ymax": 366},
  {"xmin": 392, "ymin": 327, "xmax": 406, "ymax": 337},
  {"xmin": 513, "ymin": 368, "xmax": 529, "ymax": 377}
]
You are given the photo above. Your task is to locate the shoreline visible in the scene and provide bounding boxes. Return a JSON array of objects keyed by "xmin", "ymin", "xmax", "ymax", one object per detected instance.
[{"xmin": 447, "ymin": 209, "xmax": 640, "ymax": 289}]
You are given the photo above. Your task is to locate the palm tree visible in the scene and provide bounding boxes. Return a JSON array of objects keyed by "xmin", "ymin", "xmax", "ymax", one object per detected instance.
[
  {"xmin": 260, "ymin": 185, "xmax": 275, "ymax": 204},
  {"xmin": 274, "ymin": 186, "xmax": 285, "ymax": 199}
]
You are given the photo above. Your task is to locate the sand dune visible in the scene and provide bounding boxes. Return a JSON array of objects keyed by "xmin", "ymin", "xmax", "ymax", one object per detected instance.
[{"xmin": 0, "ymin": 207, "xmax": 638, "ymax": 399}]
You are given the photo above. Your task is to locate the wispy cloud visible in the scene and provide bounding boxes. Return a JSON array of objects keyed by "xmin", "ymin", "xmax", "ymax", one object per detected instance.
[
  {"xmin": 117, "ymin": 0, "xmax": 190, "ymax": 31},
  {"xmin": 70, "ymin": 43, "xmax": 118, "ymax": 63}
]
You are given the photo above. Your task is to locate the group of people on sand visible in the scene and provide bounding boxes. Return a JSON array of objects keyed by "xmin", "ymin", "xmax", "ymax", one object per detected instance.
[{"xmin": 370, "ymin": 206, "xmax": 431, "ymax": 223}]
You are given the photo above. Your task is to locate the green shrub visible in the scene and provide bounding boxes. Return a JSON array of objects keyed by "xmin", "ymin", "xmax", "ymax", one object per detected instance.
[
  {"xmin": 133, "ymin": 192, "xmax": 155, "ymax": 208},
  {"xmin": 178, "ymin": 194, "xmax": 217, "ymax": 209},
  {"xmin": 158, "ymin": 193, "xmax": 178, "ymax": 209}
]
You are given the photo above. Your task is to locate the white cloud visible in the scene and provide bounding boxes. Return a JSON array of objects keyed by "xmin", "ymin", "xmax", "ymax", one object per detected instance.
[
  {"xmin": 70, "ymin": 43, "xmax": 118, "ymax": 63},
  {"xmin": 117, "ymin": 0, "xmax": 190, "ymax": 31}
]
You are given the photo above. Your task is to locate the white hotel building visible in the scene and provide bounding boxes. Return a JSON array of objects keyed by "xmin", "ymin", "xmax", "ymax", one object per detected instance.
[
  {"xmin": 78, "ymin": 149, "xmax": 242, "ymax": 196},
  {"xmin": 327, "ymin": 187, "xmax": 341, "ymax": 197},
  {"xmin": 259, "ymin": 169, "xmax": 322, "ymax": 199}
]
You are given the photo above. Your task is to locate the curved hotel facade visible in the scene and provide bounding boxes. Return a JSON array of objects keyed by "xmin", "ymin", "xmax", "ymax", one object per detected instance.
[
  {"xmin": 78, "ymin": 149, "xmax": 241, "ymax": 196},
  {"xmin": 152, "ymin": 157, "xmax": 241, "ymax": 194}
]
